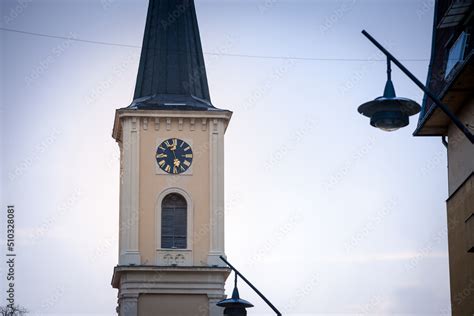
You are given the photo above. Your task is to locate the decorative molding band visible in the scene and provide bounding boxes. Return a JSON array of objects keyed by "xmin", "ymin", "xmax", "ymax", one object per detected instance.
[
  {"xmin": 113, "ymin": 110, "xmax": 233, "ymax": 141},
  {"xmin": 156, "ymin": 249, "xmax": 193, "ymax": 266}
]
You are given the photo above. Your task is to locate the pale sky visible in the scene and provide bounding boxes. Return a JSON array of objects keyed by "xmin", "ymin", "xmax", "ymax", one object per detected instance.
[{"xmin": 0, "ymin": 0, "xmax": 450, "ymax": 315}]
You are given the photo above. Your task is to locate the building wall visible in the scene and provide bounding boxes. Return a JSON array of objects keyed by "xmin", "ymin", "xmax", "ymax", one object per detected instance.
[
  {"xmin": 115, "ymin": 111, "xmax": 229, "ymax": 267},
  {"xmin": 447, "ymin": 100, "xmax": 474, "ymax": 195},
  {"xmin": 138, "ymin": 294, "xmax": 209, "ymax": 316},
  {"xmin": 446, "ymin": 174, "xmax": 474, "ymax": 315},
  {"xmin": 446, "ymin": 100, "xmax": 474, "ymax": 316}
]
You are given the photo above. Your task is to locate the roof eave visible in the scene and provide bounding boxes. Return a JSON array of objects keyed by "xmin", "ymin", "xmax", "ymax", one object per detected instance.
[{"xmin": 414, "ymin": 52, "xmax": 474, "ymax": 137}]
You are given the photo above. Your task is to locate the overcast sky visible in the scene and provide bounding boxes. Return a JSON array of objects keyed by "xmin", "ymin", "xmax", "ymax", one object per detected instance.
[{"xmin": 0, "ymin": 0, "xmax": 450, "ymax": 315}]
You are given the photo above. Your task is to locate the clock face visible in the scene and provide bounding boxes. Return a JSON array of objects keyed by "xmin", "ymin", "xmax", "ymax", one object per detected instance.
[{"xmin": 156, "ymin": 138, "xmax": 193, "ymax": 174}]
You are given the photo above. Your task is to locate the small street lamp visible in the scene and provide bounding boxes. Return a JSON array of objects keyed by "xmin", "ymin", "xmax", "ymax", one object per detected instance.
[
  {"xmin": 357, "ymin": 30, "xmax": 474, "ymax": 143},
  {"xmin": 217, "ymin": 272, "xmax": 254, "ymax": 315},
  {"xmin": 217, "ymin": 256, "xmax": 281, "ymax": 316}
]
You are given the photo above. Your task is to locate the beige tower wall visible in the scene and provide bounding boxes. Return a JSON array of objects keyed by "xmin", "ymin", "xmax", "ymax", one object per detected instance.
[
  {"xmin": 138, "ymin": 294, "xmax": 209, "ymax": 315},
  {"xmin": 138, "ymin": 117, "xmax": 211, "ymax": 266},
  {"xmin": 114, "ymin": 110, "xmax": 231, "ymax": 267}
]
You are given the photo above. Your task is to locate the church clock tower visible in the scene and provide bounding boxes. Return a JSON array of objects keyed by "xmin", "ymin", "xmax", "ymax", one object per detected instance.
[{"xmin": 111, "ymin": 1, "xmax": 231, "ymax": 315}]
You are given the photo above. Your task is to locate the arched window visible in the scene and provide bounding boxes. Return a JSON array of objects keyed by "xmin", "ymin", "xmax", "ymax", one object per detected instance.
[{"xmin": 161, "ymin": 193, "xmax": 187, "ymax": 249}]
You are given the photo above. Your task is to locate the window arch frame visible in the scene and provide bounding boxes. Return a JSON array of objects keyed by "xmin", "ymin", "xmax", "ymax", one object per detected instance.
[{"xmin": 156, "ymin": 188, "xmax": 194, "ymax": 252}]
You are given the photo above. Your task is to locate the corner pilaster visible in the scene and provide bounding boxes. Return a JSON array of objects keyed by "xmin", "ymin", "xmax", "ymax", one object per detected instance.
[
  {"xmin": 119, "ymin": 116, "xmax": 141, "ymax": 265},
  {"xmin": 208, "ymin": 295, "xmax": 225, "ymax": 316},
  {"xmin": 208, "ymin": 118, "xmax": 226, "ymax": 266},
  {"xmin": 119, "ymin": 293, "xmax": 139, "ymax": 316}
]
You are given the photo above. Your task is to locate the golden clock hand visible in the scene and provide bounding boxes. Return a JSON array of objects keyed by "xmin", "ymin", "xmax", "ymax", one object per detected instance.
[{"xmin": 170, "ymin": 148, "xmax": 180, "ymax": 167}]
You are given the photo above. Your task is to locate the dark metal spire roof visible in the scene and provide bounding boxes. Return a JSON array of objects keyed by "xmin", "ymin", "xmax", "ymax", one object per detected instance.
[{"xmin": 130, "ymin": 0, "xmax": 214, "ymax": 110}]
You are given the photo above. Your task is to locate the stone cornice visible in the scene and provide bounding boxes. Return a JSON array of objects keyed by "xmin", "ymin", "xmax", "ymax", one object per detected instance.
[{"xmin": 111, "ymin": 265, "xmax": 231, "ymax": 289}]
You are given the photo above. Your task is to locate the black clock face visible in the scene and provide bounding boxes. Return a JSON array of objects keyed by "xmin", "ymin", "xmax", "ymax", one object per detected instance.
[{"xmin": 156, "ymin": 138, "xmax": 193, "ymax": 174}]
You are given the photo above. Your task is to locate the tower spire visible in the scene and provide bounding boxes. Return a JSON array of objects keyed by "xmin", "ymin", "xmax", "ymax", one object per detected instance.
[{"xmin": 131, "ymin": 0, "xmax": 214, "ymax": 110}]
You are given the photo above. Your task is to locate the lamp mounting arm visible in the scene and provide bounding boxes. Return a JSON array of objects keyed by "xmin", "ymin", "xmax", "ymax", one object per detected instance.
[
  {"xmin": 219, "ymin": 256, "xmax": 282, "ymax": 316},
  {"xmin": 386, "ymin": 57, "xmax": 392, "ymax": 81}
]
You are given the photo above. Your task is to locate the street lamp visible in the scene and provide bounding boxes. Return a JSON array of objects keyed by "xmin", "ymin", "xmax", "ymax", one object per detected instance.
[
  {"xmin": 217, "ymin": 256, "xmax": 281, "ymax": 316},
  {"xmin": 217, "ymin": 272, "xmax": 254, "ymax": 315},
  {"xmin": 358, "ymin": 58, "xmax": 421, "ymax": 131},
  {"xmin": 357, "ymin": 30, "xmax": 474, "ymax": 144}
]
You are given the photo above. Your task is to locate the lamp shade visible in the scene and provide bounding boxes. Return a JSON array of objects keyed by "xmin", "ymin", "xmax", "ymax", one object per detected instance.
[
  {"xmin": 358, "ymin": 79, "xmax": 421, "ymax": 131},
  {"xmin": 217, "ymin": 286, "xmax": 253, "ymax": 316}
]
